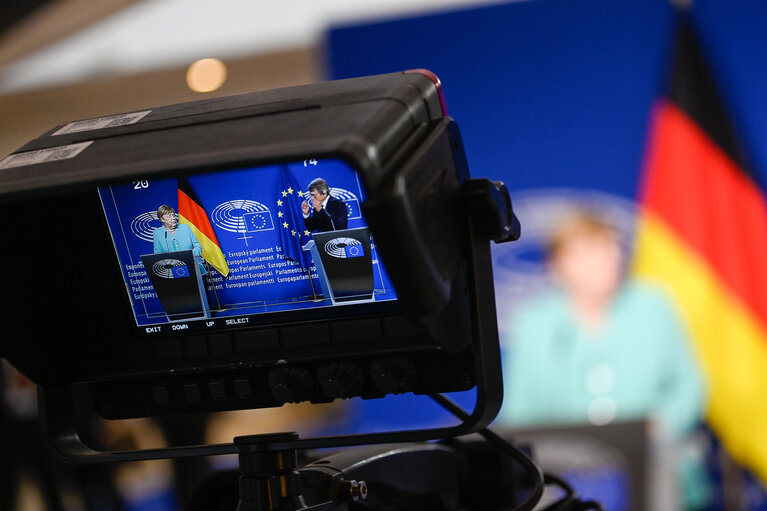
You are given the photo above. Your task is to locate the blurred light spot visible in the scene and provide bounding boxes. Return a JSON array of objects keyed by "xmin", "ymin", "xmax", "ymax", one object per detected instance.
[
  {"xmin": 186, "ymin": 58, "xmax": 227, "ymax": 93},
  {"xmin": 586, "ymin": 364, "xmax": 616, "ymax": 395},
  {"xmin": 587, "ymin": 397, "xmax": 616, "ymax": 425}
]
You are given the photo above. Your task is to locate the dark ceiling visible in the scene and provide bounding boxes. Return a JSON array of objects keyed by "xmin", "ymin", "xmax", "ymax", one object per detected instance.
[{"xmin": 0, "ymin": 1, "xmax": 51, "ymax": 35}]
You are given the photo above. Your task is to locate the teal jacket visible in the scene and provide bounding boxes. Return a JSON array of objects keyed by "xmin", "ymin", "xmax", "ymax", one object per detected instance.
[
  {"xmin": 153, "ymin": 223, "xmax": 206, "ymax": 275},
  {"xmin": 498, "ymin": 280, "xmax": 705, "ymax": 440}
]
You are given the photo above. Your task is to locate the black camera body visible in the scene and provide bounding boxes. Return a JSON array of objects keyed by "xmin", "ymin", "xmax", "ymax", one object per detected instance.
[{"xmin": 0, "ymin": 71, "xmax": 519, "ymax": 457}]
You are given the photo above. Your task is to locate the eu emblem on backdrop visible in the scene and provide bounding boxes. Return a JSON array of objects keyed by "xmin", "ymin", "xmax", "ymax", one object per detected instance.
[{"xmin": 244, "ymin": 210, "xmax": 274, "ymax": 232}]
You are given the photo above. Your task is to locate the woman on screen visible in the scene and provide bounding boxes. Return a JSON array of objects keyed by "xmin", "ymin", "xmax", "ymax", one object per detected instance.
[{"xmin": 153, "ymin": 204, "xmax": 206, "ymax": 275}]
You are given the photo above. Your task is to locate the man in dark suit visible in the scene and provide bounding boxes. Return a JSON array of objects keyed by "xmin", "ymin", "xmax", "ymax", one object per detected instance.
[{"xmin": 301, "ymin": 177, "xmax": 348, "ymax": 232}]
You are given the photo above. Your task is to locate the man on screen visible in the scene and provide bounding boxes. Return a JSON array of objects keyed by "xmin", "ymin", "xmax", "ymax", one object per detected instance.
[{"xmin": 301, "ymin": 178, "xmax": 348, "ymax": 232}]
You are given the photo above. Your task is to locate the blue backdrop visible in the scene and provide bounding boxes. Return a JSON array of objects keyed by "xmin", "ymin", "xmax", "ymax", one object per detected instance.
[
  {"xmin": 325, "ymin": 0, "xmax": 677, "ymax": 434},
  {"xmin": 327, "ymin": 0, "xmax": 676, "ymax": 197},
  {"xmin": 323, "ymin": 0, "xmax": 767, "ymax": 488}
]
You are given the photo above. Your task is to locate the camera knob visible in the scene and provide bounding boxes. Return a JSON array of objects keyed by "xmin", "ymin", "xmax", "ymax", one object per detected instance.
[
  {"xmin": 369, "ymin": 356, "xmax": 418, "ymax": 394},
  {"xmin": 267, "ymin": 366, "xmax": 314, "ymax": 403},
  {"xmin": 339, "ymin": 479, "xmax": 368, "ymax": 502},
  {"xmin": 317, "ymin": 362, "xmax": 364, "ymax": 399}
]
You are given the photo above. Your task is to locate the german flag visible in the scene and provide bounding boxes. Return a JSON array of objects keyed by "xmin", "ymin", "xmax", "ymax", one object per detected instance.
[
  {"xmin": 633, "ymin": 19, "xmax": 767, "ymax": 479},
  {"xmin": 177, "ymin": 176, "xmax": 230, "ymax": 277}
]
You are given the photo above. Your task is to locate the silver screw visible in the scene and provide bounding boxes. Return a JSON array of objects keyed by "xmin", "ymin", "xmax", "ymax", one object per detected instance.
[{"xmin": 348, "ymin": 479, "xmax": 368, "ymax": 501}]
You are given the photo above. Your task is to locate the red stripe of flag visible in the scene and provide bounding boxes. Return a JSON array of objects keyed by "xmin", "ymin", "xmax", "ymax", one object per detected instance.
[
  {"xmin": 177, "ymin": 178, "xmax": 221, "ymax": 246},
  {"xmin": 641, "ymin": 99, "xmax": 767, "ymax": 329}
]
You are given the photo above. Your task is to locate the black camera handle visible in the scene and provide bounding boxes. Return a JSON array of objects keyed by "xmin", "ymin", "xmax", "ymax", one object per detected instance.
[
  {"xmin": 234, "ymin": 433, "xmax": 313, "ymax": 511},
  {"xmin": 203, "ymin": 399, "xmax": 601, "ymax": 511}
]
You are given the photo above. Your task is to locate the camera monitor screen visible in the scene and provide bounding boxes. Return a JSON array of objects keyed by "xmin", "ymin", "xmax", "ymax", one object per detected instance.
[{"xmin": 98, "ymin": 158, "xmax": 397, "ymax": 335}]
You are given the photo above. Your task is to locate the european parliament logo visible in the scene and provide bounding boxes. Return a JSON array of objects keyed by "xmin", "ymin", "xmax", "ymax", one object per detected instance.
[
  {"xmin": 324, "ymin": 237, "xmax": 364, "ymax": 259},
  {"xmin": 131, "ymin": 211, "xmax": 162, "ymax": 242},
  {"xmin": 152, "ymin": 259, "xmax": 189, "ymax": 279},
  {"xmin": 211, "ymin": 200, "xmax": 275, "ymax": 233}
]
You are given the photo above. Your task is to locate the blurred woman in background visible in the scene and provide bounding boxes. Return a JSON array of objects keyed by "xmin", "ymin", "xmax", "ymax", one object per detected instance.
[{"xmin": 498, "ymin": 209, "xmax": 708, "ymax": 509}]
